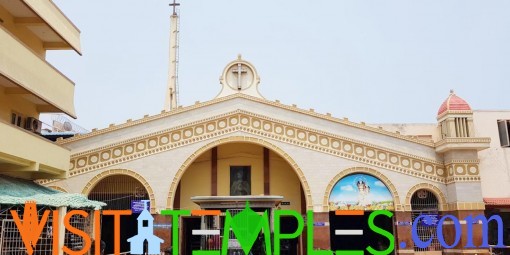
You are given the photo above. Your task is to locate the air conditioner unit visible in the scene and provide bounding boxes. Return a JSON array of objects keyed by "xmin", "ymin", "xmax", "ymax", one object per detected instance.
[{"xmin": 25, "ymin": 117, "xmax": 42, "ymax": 134}]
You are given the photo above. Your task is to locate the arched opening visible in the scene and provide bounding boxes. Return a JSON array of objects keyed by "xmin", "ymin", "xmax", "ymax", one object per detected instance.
[
  {"xmin": 328, "ymin": 173, "xmax": 396, "ymax": 252},
  {"xmin": 173, "ymin": 142, "xmax": 307, "ymax": 255},
  {"xmin": 88, "ymin": 174, "xmax": 150, "ymax": 254},
  {"xmin": 411, "ymin": 189, "xmax": 441, "ymax": 254}
]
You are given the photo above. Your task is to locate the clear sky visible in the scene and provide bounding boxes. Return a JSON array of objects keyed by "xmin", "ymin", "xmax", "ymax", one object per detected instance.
[{"xmin": 47, "ymin": 0, "xmax": 510, "ymax": 130}]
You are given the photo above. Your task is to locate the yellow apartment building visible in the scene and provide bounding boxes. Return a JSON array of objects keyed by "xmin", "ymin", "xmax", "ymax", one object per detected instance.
[
  {"xmin": 0, "ymin": 0, "xmax": 80, "ymax": 179},
  {"xmin": 0, "ymin": 1, "xmax": 104, "ymax": 255}
]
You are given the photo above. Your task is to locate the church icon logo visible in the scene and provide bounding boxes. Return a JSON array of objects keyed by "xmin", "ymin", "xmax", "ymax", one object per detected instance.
[{"xmin": 127, "ymin": 200, "xmax": 164, "ymax": 254}]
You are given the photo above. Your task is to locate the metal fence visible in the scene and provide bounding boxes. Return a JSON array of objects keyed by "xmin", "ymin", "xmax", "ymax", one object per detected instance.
[
  {"xmin": 64, "ymin": 211, "xmax": 92, "ymax": 252},
  {"xmin": 0, "ymin": 205, "xmax": 54, "ymax": 255},
  {"xmin": 0, "ymin": 204, "xmax": 92, "ymax": 255}
]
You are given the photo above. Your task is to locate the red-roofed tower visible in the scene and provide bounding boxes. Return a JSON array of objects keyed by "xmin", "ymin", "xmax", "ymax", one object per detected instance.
[{"xmin": 437, "ymin": 90, "xmax": 474, "ymax": 139}]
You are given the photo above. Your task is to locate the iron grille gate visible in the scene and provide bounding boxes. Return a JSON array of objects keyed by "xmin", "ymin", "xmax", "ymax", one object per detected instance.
[
  {"xmin": 65, "ymin": 213, "xmax": 91, "ymax": 251},
  {"xmin": 410, "ymin": 189, "xmax": 441, "ymax": 252},
  {"xmin": 87, "ymin": 175, "xmax": 149, "ymax": 210},
  {"xmin": 199, "ymin": 214, "xmax": 221, "ymax": 251},
  {"xmin": 86, "ymin": 175, "xmax": 150, "ymax": 254},
  {"xmin": 226, "ymin": 209, "xmax": 243, "ymax": 254}
]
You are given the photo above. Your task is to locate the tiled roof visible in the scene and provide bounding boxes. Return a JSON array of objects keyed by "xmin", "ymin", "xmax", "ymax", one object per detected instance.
[
  {"xmin": 484, "ymin": 198, "xmax": 510, "ymax": 206},
  {"xmin": 0, "ymin": 174, "xmax": 105, "ymax": 209},
  {"xmin": 437, "ymin": 90, "xmax": 471, "ymax": 116}
]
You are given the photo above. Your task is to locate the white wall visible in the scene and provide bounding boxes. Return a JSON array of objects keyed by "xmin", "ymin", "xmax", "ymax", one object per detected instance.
[{"xmin": 473, "ymin": 110, "xmax": 510, "ymax": 198}]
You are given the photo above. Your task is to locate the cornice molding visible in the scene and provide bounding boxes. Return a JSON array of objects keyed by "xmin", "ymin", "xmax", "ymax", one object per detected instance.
[
  {"xmin": 435, "ymin": 137, "xmax": 491, "ymax": 147},
  {"xmin": 435, "ymin": 138, "xmax": 491, "ymax": 153},
  {"xmin": 41, "ymin": 110, "xmax": 452, "ymax": 185},
  {"xmin": 437, "ymin": 110, "xmax": 473, "ymax": 120},
  {"xmin": 57, "ymin": 94, "xmax": 436, "ymax": 147}
]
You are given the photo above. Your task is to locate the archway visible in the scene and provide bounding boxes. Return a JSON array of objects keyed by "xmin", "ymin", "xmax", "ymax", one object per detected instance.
[
  {"xmin": 405, "ymin": 183, "xmax": 447, "ymax": 211},
  {"xmin": 82, "ymin": 169, "xmax": 156, "ymax": 212},
  {"xmin": 323, "ymin": 167, "xmax": 401, "ymax": 210},
  {"xmin": 168, "ymin": 138, "xmax": 310, "ymax": 255},
  {"xmin": 326, "ymin": 169, "xmax": 398, "ymax": 252},
  {"xmin": 86, "ymin": 171, "xmax": 153, "ymax": 254},
  {"xmin": 410, "ymin": 189, "xmax": 441, "ymax": 254},
  {"xmin": 166, "ymin": 136, "xmax": 312, "ymax": 210}
]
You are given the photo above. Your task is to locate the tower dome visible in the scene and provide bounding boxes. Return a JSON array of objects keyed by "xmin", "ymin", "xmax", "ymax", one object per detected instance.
[{"xmin": 437, "ymin": 90, "xmax": 471, "ymax": 117}]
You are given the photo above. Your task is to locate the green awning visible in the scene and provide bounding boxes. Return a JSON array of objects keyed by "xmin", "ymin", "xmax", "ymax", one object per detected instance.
[{"xmin": 0, "ymin": 175, "xmax": 105, "ymax": 210}]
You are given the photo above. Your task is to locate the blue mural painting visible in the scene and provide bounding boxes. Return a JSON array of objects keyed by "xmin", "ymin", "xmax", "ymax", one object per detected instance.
[{"xmin": 329, "ymin": 174, "xmax": 394, "ymax": 211}]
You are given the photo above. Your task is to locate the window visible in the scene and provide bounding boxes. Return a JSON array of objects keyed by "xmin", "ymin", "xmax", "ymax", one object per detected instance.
[
  {"xmin": 455, "ymin": 117, "xmax": 470, "ymax": 137},
  {"xmin": 498, "ymin": 120, "xmax": 510, "ymax": 147},
  {"xmin": 10, "ymin": 112, "xmax": 23, "ymax": 127},
  {"xmin": 440, "ymin": 120, "xmax": 448, "ymax": 138},
  {"xmin": 143, "ymin": 220, "xmax": 148, "ymax": 227}
]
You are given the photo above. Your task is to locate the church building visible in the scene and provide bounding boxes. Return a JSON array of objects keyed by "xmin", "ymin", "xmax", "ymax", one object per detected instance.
[
  {"xmin": 37, "ymin": 3, "xmax": 510, "ymax": 255},
  {"xmin": 39, "ymin": 53, "xmax": 510, "ymax": 254}
]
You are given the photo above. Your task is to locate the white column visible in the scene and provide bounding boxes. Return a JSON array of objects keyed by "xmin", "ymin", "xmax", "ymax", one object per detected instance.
[
  {"xmin": 164, "ymin": 14, "xmax": 179, "ymax": 111},
  {"xmin": 56, "ymin": 207, "xmax": 67, "ymax": 255}
]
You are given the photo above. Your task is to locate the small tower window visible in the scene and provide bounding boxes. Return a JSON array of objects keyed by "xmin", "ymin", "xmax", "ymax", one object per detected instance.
[
  {"xmin": 440, "ymin": 120, "xmax": 448, "ymax": 138},
  {"xmin": 498, "ymin": 120, "xmax": 510, "ymax": 147},
  {"xmin": 454, "ymin": 117, "xmax": 470, "ymax": 137},
  {"xmin": 143, "ymin": 220, "xmax": 148, "ymax": 227}
]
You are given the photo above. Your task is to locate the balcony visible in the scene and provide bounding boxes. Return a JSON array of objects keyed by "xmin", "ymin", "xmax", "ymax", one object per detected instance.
[
  {"xmin": 23, "ymin": 0, "xmax": 81, "ymax": 53},
  {"xmin": 0, "ymin": 0, "xmax": 81, "ymax": 53},
  {"xmin": 0, "ymin": 121, "xmax": 70, "ymax": 179},
  {"xmin": 435, "ymin": 137, "xmax": 491, "ymax": 153},
  {"xmin": 0, "ymin": 25, "xmax": 76, "ymax": 117}
]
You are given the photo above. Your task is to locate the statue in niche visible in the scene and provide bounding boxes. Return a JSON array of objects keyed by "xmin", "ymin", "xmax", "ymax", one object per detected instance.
[{"xmin": 356, "ymin": 179, "xmax": 371, "ymax": 207}]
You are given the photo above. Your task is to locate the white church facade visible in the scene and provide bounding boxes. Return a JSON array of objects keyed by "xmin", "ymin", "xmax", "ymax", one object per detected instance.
[{"xmin": 39, "ymin": 56, "xmax": 510, "ymax": 255}]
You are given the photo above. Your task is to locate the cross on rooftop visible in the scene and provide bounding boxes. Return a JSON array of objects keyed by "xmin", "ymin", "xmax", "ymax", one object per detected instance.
[
  {"xmin": 169, "ymin": 0, "xmax": 180, "ymax": 15},
  {"xmin": 232, "ymin": 63, "xmax": 248, "ymax": 90}
]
